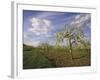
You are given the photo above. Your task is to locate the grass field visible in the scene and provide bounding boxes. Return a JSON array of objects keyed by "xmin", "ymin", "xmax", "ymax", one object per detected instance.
[{"xmin": 23, "ymin": 44, "xmax": 91, "ymax": 69}]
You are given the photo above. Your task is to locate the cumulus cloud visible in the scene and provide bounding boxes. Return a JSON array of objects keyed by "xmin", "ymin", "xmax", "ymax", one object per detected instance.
[
  {"xmin": 28, "ymin": 18, "xmax": 52, "ymax": 35},
  {"xmin": 24, "ymin": 17, "xmax": 53, "ymax": 47}
]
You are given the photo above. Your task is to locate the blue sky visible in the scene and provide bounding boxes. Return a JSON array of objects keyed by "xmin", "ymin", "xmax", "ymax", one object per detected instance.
[{"xmin": 23, "ymin": 10, "xmax": 91, "ymax": 47}]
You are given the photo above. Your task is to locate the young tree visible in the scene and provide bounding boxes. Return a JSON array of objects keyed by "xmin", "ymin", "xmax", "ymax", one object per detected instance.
[{"xmin": 56, "ymin": 24, "xmax": 85, "ymax": 59}]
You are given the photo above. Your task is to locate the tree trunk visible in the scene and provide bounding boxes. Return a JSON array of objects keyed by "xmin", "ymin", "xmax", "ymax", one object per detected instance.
[{"xmin": 69, "ymin": 38, "xmax": 73, "ymax": 59}]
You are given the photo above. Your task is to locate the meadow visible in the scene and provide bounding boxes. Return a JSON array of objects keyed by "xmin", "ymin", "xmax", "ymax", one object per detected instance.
[{"xmin": 23, "ymin": 44, "xmax": 90, "ymax": 69}]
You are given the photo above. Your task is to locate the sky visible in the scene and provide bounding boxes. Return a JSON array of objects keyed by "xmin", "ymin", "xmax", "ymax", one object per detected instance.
[{"xmin": 23, "ymin": 10, "xmax": 91, "ymax": 47}]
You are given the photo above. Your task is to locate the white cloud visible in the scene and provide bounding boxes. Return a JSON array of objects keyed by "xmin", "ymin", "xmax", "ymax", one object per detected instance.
[
  {"xmin": 80, "ymin": 14, "xmax": 90, "ymax": 22},
  {"xmin": 75, "ymin": 14, "xmax": 81, "ymax": 19},
  {"xmin": 28, "ymin": 18, "xmax": 52, "ymax": 35},
  {"xmin": 24, "ymin": 18, "xmax": 53, "ymax": 46},
  {"xmin": 70, "ymin": 14, "xmax": 91, "ymax": 27}
]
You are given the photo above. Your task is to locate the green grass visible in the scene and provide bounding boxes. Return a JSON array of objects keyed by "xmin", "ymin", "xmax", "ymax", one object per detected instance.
[
  {"xmin": 23, "ymin": 44, "xmax": 91, "ymax": 69},
  {"xmin": 23, "ymin": 45, "xmax": 55, "ymax": 69}
]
